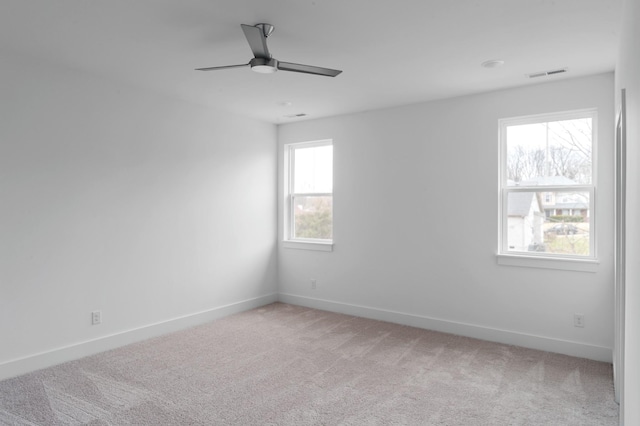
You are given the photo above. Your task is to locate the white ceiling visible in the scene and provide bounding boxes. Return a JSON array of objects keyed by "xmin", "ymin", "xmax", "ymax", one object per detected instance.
[{"xmin": 0, "ymin": 0, "xmax": 622, "ymax": 124}]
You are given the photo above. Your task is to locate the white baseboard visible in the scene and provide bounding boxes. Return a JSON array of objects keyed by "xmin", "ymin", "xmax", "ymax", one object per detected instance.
[
  {"xmin": 0, "ymin": 293, "xmax": 278, "ymax": 381},
  {"xmin": 278, "ymin": 293, "xmax": 613, "ymax": 363},
  {"xmin": 1, "ymin": 291, "xmax": 611, "ymax": 382}
]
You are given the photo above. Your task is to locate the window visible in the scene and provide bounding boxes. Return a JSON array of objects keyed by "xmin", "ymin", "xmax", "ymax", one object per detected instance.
[
  {"xmin": 499, "ymin": 109, "xmax": 596, "ymax": 261},
  {"xmin": 284, "ymin": 140, "xmax": 333, "ymax": 249}
]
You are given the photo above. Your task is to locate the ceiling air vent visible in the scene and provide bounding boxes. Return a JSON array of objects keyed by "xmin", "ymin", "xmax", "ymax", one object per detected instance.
[{"xmin": 526, "ymin": 68, "xmax": 568, "ymax": 78}]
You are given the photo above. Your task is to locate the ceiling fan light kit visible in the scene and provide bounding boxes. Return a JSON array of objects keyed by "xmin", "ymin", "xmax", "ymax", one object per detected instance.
[
  {"xmin": 196, "ymin": 23, "xmax": 342, "ymax": 77},
  {"xmin": 250, "ymin": 57, "xmax": 278, "ymax": 73}
]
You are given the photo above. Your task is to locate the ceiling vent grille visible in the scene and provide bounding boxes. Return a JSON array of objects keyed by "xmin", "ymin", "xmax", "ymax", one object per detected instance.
[{"xmin": 526, "ymin": 68, "xmax": 568, "ymax": 78}]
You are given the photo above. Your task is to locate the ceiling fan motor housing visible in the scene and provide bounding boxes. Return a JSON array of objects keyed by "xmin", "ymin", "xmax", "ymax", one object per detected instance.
[{"xmin": 250, "ymin": 57, "xmax": 278, "ymax": 73}]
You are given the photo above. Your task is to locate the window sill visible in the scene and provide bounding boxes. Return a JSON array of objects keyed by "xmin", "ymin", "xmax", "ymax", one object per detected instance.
[
  {"xmin": 496, "ymin": 253, "xmax": 599, "ymax": 273},
  {"xmin": 283, "ymin": 240, "xmax": 333, "ymax": 252}
]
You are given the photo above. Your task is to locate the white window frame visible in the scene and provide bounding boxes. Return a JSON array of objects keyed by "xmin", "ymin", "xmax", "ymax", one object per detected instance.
[
  {"xmin": 283, "ymin": 139, "xmax": 333, "ymax": 252},
  {"xmin": 497, "ymin": 109, "xmax": 599, "ymax": 272}
]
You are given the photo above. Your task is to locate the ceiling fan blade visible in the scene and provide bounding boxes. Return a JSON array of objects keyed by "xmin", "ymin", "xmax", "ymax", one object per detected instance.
[
  {"xmin": 195, "ymin": 63, "xmax": 250, "ymax": 71},
  {"xmin": 277, "ymin": 61, "xmax": 342, "ymax": 77},
  {"xmin": 241, "ymin": 24, "xmax": 271, "ymax": 59}
]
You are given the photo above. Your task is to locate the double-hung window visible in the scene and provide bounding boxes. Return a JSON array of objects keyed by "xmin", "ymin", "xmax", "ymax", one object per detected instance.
[
  {"xmin": 285, "ymin": 140, "xmax": 333, "ymax": 249},
  {"xmin": 499, "ymin": 109, "xmax": 597, "ymax": 263}
]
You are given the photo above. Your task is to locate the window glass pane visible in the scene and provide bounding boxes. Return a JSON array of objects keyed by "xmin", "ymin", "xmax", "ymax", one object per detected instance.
[
  {"xmin": 506, "ymin": 191, "xmax": 590, "ymax": 256},
  {"xmin": 293, "ymin": 195, "xmax": 332, "ymax": 239},
  {"xmin": 293, "ymin": 145, "xmax": 333, "ymax": 193},
  {"xmin": 506, "ymin": 117, "xmax": 592, "ymax": 186}
]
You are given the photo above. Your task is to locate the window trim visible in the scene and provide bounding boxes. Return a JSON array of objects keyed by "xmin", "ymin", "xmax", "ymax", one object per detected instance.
[
  {"xmin": 284, "ymin": 139, "xmax": 334, "ymax": 251},
  {"xmin": 498, "ymin": 108, "xmax": 598, "ymax": 267},
  {"xmin": 496, "ymin": 253, "xmax": 600, "ymax": 273}
]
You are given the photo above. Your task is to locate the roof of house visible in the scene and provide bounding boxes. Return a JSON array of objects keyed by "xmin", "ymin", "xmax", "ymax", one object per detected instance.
[
  {"xmin": 508, "ymin": 192, "xmax": 537, "ymax": 217},
  {"xmin": 552, "ymin": 202, "xmax": 589, "ymax": 209}
]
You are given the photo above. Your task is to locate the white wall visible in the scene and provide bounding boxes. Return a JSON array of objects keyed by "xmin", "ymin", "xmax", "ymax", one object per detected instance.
[
  {"xmin": 278, "ymin": 73, "xmax": 614, "ymax": 362},
  {"xmin": 0, "ymin": 51, "xmax": 278, "ymax": 378},
  {"xmin": 616, "ymin": 0, "xmax": 640, "ymax": 422}
]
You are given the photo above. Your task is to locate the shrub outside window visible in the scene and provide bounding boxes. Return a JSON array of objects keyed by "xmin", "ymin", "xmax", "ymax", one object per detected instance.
[{"xmin": 499, "ymin": 110, "xmax": 596, "ymax": 259}]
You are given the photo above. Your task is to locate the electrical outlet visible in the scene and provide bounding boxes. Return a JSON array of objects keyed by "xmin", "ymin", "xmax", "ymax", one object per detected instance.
[
  {"xmin": 92, "ymin": 310, "xmax": 102, "ymax": 325},
  {"xmin": 311, "ymin": 279, "xmax": 317, "ymax": 290},
  {"xmin": 573, "ymin": 313, "xmax": 584, "ymax": 328}
]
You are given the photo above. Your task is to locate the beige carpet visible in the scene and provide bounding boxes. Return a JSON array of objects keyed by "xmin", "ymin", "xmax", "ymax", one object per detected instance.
[{"xmin": 0, "ymin": 303, "xmax": 618, "ymax": 425}]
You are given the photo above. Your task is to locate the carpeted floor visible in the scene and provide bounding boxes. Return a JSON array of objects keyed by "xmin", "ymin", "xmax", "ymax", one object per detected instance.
[{"xmin": 0, "ymin": 303, "xmax": 619, "ymax": 425}]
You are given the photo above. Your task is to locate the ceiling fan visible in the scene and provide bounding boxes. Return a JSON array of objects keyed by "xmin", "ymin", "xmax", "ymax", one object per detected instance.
[{"xmin": 196, "ymin": 23, "xmax": 342, "ymax": 77}]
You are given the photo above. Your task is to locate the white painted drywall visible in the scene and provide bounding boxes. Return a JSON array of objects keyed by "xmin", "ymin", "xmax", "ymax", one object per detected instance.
[
  {"xmin": 278, "ymin": 73, "xmax": 614, "ymax": 361},
  {"xmin": 0, "ymin": 51, "xmax": 278, "ymax": 372},
  {"xmin": 616, "ymin": 0, "xmax": 640, "ymax": 422}
]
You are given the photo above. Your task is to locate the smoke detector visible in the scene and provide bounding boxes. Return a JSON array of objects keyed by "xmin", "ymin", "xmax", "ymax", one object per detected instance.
[{"xmin": 481, "ymin": 59, "xmax": 505, "ymax": 68}]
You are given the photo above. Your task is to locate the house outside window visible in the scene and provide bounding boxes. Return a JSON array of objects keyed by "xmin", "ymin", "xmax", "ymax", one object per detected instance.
[
  {"xmin": 499, "ymin": 109, "xmax": 596, "ymax": 259},
  {"xmin": 284, "ymin": 140, "xmax": 333, "ymax": 249}
]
